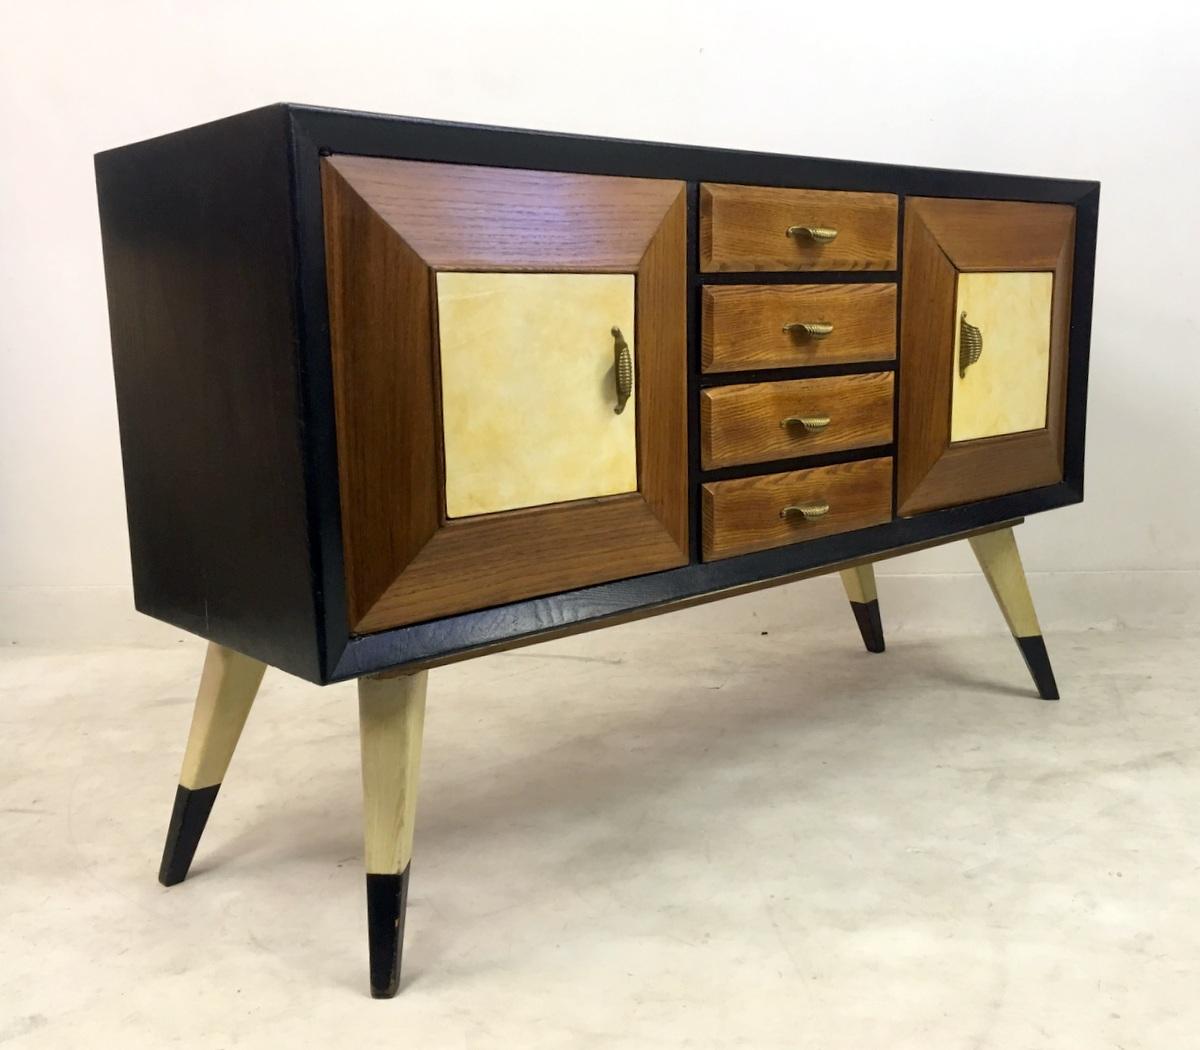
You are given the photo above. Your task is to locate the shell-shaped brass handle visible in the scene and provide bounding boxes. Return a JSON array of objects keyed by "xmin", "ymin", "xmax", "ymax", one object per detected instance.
[
  {"xmin": 612, "ymin": 326, "xmax": 633, "ymax": 414},
  {"xmin": 959, "ymin": 312, "xmax": 983, "ymax": 378},
  {"xmin": 781, "ymin": 415, "xmax": 831, "ymax": 432},
  {"xmin": 782, "ymin": 321, "xmax": 835, "ymax": 340},
  {"xmin": 781, "ymin": 502, "xmax": 831, "ymax": 521},
  {"xmin": 786, "ymin": 225, "xmax": 839, "ymax": 244}
]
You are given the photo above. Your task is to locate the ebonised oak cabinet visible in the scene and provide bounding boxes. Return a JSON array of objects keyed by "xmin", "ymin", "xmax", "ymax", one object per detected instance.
[{"xmin": 95, "ymin": 103, "xmax": 1099, "ymax": 997}]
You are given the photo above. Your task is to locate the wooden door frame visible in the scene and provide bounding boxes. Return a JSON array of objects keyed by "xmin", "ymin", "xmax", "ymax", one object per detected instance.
[
  {"xmin": 321, "ymin": 156, "xmax": 689, "ymax": 633},
  {"xmin": 896, "ymin": 197, "xmax": 1076, "ymax": 517}
]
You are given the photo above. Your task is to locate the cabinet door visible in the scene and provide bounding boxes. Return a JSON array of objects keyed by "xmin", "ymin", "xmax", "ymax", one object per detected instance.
[
  {"xmin": 897, "ymin": 198, "xmax": 1075, "ymax": 516},
  {"xmin": 322, "ymin": 157, "xmax": 688, "ymax": 633}
]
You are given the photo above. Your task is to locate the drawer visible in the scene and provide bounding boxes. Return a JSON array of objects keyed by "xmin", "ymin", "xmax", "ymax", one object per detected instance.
[
  {"xmin": 702, "ymin": 457, "xmax": 893, "ymax": 561},
  {"xmin": 702, "ymin": 284, "xmax": 896, "ymax": 372},
  {"xmin": 700, "ymin": 183, "xmax": 898, "ymax": 272},
  {"xmin": 701, "ymin": 372, "xmax": 894, "ymax": 470}
]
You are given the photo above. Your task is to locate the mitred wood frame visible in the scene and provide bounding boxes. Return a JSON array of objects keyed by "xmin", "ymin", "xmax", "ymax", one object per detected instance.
[
  {"xmin": 897, "ymin": 198, "xmax": 1076, "ymax": 517},
  {"xmin": 321, "ymin": 156, "xmax": 688, "ymax": 634}
]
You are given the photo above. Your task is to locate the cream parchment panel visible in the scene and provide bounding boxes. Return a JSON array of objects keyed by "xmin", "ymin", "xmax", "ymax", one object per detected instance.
[
  {"xmin": 951, "ymin": 271, "xmax": 1054, "ymax": 443},
  {"xmin": 437, "ymin": 272, "xmax": 638, "ymax": 518}
]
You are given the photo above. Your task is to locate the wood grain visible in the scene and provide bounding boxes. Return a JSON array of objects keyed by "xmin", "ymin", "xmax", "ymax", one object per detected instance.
[
  {"xmin": 323, "ymin": 160, "xmax": 440, "ymax": 631},
  {"xmin": 702, "ymin": 283, "xmax": 896, "ymax": 372},
  {"xmin": 702, "ymin": 457, "xmax": 893, "ymax": 561},
  {"xmin": 324, "ymin": 155, "xmax": 682, "ymax": 271},
  {"xmin": 701, "ymin": 372, "xmax": 894, "ymax": 469},
  {"xmin": 700, "ymin": 183, "xmax": 898, "ymax": 272},
  {"xmin": 897, "ymin": 198, "xmax": 1075, "ymax": 516},
  {"xmin": 322, "ymin": 157, "xmax": 689, "ymax": 634}
]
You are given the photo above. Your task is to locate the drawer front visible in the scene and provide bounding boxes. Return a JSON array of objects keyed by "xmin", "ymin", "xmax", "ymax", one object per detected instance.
[
  {"xmin": 701, "ymin": 373, "xmax": 894, "ymax": 470},
  {"xmin": 700, "ymin": 183, "xmax": 898, "ymax": 272},
  {"xmin": 702, "ymin": 283, "xmax": 896, "ymax": 372},
  {"xmin": 702, "ymin": 458, "xmax": 893, "ymax": 561}
]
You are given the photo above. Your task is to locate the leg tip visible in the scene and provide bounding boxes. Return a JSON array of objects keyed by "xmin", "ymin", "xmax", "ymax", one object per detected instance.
[
  {"xmin": 1016, "ymin": 635, "xmax": 1060, "ymax": 701},
  {"xmin": 850, "ymin": 599, "xmax": 886, "ymax": 654},
  {"xmin": 366, "ymin": 866, "xmax": 411, "ymax": 998},
  {"xmin": 158, "ymin": 784, "xmax": 221, "ymax": 886}
]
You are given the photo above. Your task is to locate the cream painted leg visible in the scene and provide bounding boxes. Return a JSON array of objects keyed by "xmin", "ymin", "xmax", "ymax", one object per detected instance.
[
  {"xmin": 968, "ymin": 527, "xmax": 1059, "ymax": 700},
  {"xmin": 159, "ymin": 642, "xmax": 267, "ymax": 886},
  {"xmin": 839, "ymin": 563, "xmax": 885, "ymax": 653},
  {"xmin": 359, "ymin": 670, "xmax": 428, "ymax": 998}
]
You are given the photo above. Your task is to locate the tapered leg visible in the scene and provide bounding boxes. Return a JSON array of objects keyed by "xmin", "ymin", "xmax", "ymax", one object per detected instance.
[
  {"xmin": 359, "ymin": 670, "xmax": 428, "ymax": 998},
  {"xmin": 968, "ymin": 527, "xmax": 1059, "ymax": 700},
  {"xmin": 159, "ymin": 642, "xmax": 267, "ymax": 885},
  {"xmin": 840, "ymin": 563, "xmax": 885, "ymax": 653}
]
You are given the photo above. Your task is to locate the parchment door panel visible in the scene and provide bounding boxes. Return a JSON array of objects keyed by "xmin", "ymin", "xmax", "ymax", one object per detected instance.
[
  {"xmin": 951, "ymin": 271, "xmax": 1054, "ymax": 443},
  {"xmin": 437, "ymin": 272, "xmax": 638, "ymax": 518}
]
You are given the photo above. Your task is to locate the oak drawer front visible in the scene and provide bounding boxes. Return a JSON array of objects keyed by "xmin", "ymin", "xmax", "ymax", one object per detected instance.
[
  {"xmin": 702, "ymin": 458, "xmax": 893, "ymax": 560},
  {"xmin": 702, "ymin": 283, "xmax": 896, "ymax": 372},
  {"xmin": 700, "ymin": 183, "xmax": 898, "ymax": 272},
  {"xmin": 701, "ymin": 373, "xmax": 894, "ymax": 470}
]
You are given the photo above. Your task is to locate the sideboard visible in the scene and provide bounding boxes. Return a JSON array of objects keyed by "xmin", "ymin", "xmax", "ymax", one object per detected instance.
[{"xmin": 95, "ymin": 103, "xmax": 1099, "ymax": 997}]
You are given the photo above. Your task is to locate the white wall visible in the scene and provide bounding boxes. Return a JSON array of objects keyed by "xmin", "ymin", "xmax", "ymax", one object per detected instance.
[{"xmin": 1, "ymin": 0, "xmax": 1197, "ymax": 641}]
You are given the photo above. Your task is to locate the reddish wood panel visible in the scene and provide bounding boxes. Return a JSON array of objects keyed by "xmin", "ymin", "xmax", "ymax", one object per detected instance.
[
  {"xmin": 702, "ymin": 458, "xmax": 893, "ymax": 560},
  {"xmin": 701, "ymin": 373, "xmax": 894, "ymax": 469},
  {"xmin": 897, "ymin": 198, "xmax": 1075, "ymax": 516},
  {"xmin": 322, "ymin": 157, "xmax": 689, "ymax": 634},
  {"xmin": 702, "ymin": 283, "xmax": 897, "ymax": 372},
  {"xmin": 700, "ymin": 183, "xmax": 898, "ymax": 272},
  {"xmin": 324, "ymin": 155, "xmax": 681, "ymax": 271},
  {"xmin": 322, "ymin": 161, "xmax": 440, "ymax": 627}
]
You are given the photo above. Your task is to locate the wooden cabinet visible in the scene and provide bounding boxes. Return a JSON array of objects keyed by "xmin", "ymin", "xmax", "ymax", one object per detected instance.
[
  {"xmin": 95, "ymin": 103, "xmax": 1097, "ymax": 683},
  {"xmin": 95, "ymin": 104, "xmax": 1099, "ymax": 1001}
]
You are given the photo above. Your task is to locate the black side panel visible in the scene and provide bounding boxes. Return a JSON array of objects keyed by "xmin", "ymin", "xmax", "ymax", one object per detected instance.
[{"xmin": 96, "ymin": 105, "xmax": 322, "ymax": 681}]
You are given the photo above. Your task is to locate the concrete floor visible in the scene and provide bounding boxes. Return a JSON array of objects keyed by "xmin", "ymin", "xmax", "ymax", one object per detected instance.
[{"xmin": 1, "ymin": 608, "xmax": 1197, "ymax": 1048}]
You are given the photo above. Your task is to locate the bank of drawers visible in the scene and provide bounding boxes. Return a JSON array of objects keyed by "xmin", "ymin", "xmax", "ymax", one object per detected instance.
[{"xmin": 699, "ymin": 184, "xmax": 899, "ymax": 561}]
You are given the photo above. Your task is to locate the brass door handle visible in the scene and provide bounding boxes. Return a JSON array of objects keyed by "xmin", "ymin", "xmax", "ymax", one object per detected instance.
[
  {"xmin": 612, "ymin": 326, "xmax": 633, "ymax": 414},
  {"xmin": 780, "ymin": 502, "xmax": 831, "ymax": 521},
  {"xmin": 781, "ymin": 415, "xmax": 831, "ymax": 432},
  {"xmin": 782, "ymin": 321, "xmax": 834, "ymax": 340},
  {"xmin": 786, "ymin": 225, "xmax": 839, "ymax": 244},
  {"xmin": 959, "ymin": 312, "xmax": 983, "ymax": 378}
]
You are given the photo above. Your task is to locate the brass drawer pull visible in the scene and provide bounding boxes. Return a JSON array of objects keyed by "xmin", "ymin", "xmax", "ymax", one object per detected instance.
[
  {"xmin": 782, "ymin": 321, "xmax": 834, "ymax": 340},
  {"xmin": 780, "ymin": 502, "xmax": 831, "ymax": 521},
  {"xmin": 786, "ymin": 225, "xmax": 839, "ymax": 244},
  {"xmin": 781, "ymin": 414, "xmax": 832, "ymax": 432},
  {"xmin": 959, "ymin": 312, "xmax": 983, "ymax": 378},
  {"xmin": 612, "ymin": 326, "xmax": 633, "ymax": 414}
]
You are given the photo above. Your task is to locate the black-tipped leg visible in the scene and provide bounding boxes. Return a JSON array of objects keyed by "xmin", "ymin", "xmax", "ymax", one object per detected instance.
[
  {"xmin": 159, "ymin": 783, "xmax": 221, "ymax": 886},
  {"xmin": 159, "ymin": 643, "xmax": 265, "ymax": 887},
  {"xmin": 1016, "ymin": 635, "xmax": 1059, "ymax": 701},
  {"xmin": 839, "ymin": 564, "xmax": 885, "ymax": 653},
  {"xmin": 968, "ymin": 529, "xmax": 1061, "ymax": 702},
  {"xmin": 849, "ymin": 599, "xmax": 886, "ymax": 653},
  {"xmin": 366, "ymin": 865, "xmax": 411, "ymax": 998},
  {"xmin": 359, "ymin": 670, "xmax": 428, "ymax": 999}
]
